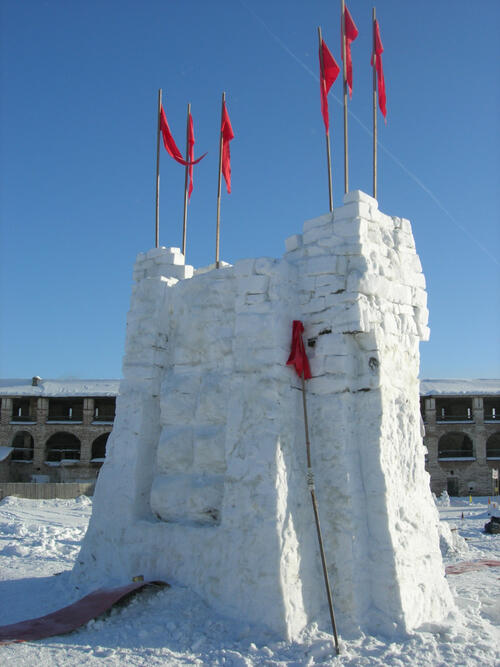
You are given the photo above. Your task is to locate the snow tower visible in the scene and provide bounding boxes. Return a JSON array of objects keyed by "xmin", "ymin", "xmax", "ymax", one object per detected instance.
[{"xmin": 73, "ymin": 190, "xmax": 453, "ymax": 640}]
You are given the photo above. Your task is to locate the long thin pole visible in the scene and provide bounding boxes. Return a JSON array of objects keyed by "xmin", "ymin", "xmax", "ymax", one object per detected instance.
[
  {"xmin": 182, "ymin": 102, "xmax": 191, "ymax": 257},
  {"xmin": 155, "ymin": 89, "xmax": 162, "ymax": 249},
  {"xmin": 372, "ymin": 8, "xmax": 378, "ymax": 200},
  {"xmin": 318, "ymin": 27, "xmax": 333, "ymax": 212},
  {"xmin": 341, "ymin": 0, "xmax": 348, "ymax": 195},
  {"xmin": 301, "ymin": 374, "xmax": 340, "ymax": 656},
  {"xmin": 215, "ymin": 92, "xmax": 225, "ymax": 269}
]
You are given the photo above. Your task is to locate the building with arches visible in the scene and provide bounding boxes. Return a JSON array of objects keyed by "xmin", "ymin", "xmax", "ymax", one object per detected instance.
[
  {"xmin": 421, "ymin": 379, "xmax": 500, "ymax": 496},
  {"xmin": 0, "ymin": 378, "xmax": 119, "ymax": 484}
]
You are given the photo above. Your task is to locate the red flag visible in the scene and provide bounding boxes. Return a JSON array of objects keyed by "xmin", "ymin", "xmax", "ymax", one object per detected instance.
[
  {"xmin": 319, "ymin": 39, "xmax": 340, "ymax": 132},
  {"xmin": 187, "ymin": 112, "xmax": 195, "ymax": 199},
  {"xmin": 221, "ymin": 100, "xmax": 234, "ymax": 194},
  {"xmin": 342, "ymin": 5, "xmax": 359, "ymax": 99},
  {"xmin": 371, "ymin": 19, "xmax": 387, "ymax": 120},
  {"xmin": 160, "ymin": 104, "xmax": 206, "ymax": 167},
  {"xmin": 287, "ymin": 320, "xmax": 312, "ymax": 380}
]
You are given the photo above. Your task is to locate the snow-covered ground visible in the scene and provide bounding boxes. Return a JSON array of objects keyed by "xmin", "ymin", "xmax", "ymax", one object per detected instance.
[{"xmin": 0, "ymin": 495, "xmax": 498, "ymax": 666}]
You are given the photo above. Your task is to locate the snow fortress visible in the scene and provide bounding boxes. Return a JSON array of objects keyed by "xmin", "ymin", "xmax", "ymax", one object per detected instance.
[{"xmin": 73, "ymin": 190, "xmax": 454, "ymax": 639}]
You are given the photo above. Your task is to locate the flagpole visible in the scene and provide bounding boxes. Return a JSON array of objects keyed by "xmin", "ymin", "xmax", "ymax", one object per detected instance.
[
  {"xmin": 301, "ymin": 374, "xmax": 340, "ymax": 656},
  {"xmin": 215, "ymin": 92, "xmax": 225, "ymax": 269},
  {"xmin": 182, "ymin": 102, "xmax": 191, "ymax": 257},
  {"xmin": 341, "ymin": 0, "xmax": 348, "ymax": 195},
  {"xmin": 372, "ymin": 8, "xmax": 378, "ymax": 200},
  {"xmin": 318, "ymin": 27, "xmax": 334, "ymax": 213},
  {"xmin": 155, "ymin": 88, "xmax": 162, "ymax": 248}
]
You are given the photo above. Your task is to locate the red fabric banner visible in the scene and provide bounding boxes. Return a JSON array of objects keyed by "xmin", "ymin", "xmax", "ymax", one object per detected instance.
[
  {"xmin": 342, "ymin": 6, "xmax": 359, "ymax": 99},
  {"xmin": 371, "ymin": 19, "xmax": 387, "ymax": 119},
  {"xmin": 445, "ymin": 559, "xmax": 500, "ymax": 575},
  {"xmin": 221, "ymin": 100, "xmax": 234, "ymax": 194},
  {"xmin": 287, "ymin": 320, "xmax": 312, "ymax": 380},
  {"xmin": 319, "ymin": 39, "xmax": 340, "ymax": 132},
  {"xmin": 160, "ymin": 105, "xmax": 206, "ymax": 168},
  {"xmin": 187, "ymin": 112, "xmax": 195, "ymax": 199},
  {"xmin": 0, "ymin": 581, "xmax": 167, "ymax": 644}
]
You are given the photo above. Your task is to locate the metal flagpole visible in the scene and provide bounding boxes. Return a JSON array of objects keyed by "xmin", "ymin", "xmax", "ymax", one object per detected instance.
[
  {"xmin": 155, "ymin": 88, "xmax": 162, "ymax": 249},
  {"xmin": 318, "ymin": 27, "xmax": 334, "ymax": 212},
  {"xmin": 341, "ymin": 0, "xmax": 348, "ymax": 194},
  {"xmin": 372, "ymin": 7, "xmax": 378, "ymax": 200},
  {"xmin": 300, "ymin": 374, "xmax": 340, "ymax": 656},
  {"xmin": 215, "ymin": 92, "xmax": 225, "ymax": 269},
  {"xmin": 182, "ymin": 102, "xmax": 191, "ymax": 257}
]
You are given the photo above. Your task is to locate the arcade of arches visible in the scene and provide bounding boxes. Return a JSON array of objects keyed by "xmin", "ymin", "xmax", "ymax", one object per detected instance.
[{"xmin": 422, "ymin": 392, "xmax": 500, "ymax": 496}]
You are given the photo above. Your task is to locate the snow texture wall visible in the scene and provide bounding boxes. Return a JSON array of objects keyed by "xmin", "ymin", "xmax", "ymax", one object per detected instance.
[{"xmin": 73, "ymin": 190, "xmax": 454, "ymax": 640}]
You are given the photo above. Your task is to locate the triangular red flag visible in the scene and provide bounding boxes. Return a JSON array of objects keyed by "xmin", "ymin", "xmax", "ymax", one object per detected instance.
[
  {"xmin": 286, "ymin": 320, "xmax": 312, "ymax": 380},
  {"xmin": 319, "ymin": 39, "xmax": 340, "ymax": 132},
  {"xmin": 187, "ymin": 112, "xmax": 195, "ymax": 199},
  {"xmin": 342, "ymin": 5, "xmax": 359, "ymax": 99},
  {"xmin": 221, "ymin": 100, "xmax": 234, "ymax": 194},
  {"xmin": 371, "ymin": 19, "xmax": 387, "ymax": 120},
  {"xmin": 160, "ymin": 105, "xmax": 206, "ymax": 168}
]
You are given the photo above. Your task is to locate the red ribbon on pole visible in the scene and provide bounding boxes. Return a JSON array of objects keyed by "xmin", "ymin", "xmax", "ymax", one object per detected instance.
[
  {"xmin": 319, "ymin": 39, "xmax": 340, "ymax": 132},
  {"xmin": 342, "ymin": 5, "xmax": 359, "ymax": 99},
  {"xmin": 160, "ymin": 105, "xmax": 206, "ymax": 167},
  {"xmin": 187, "ymin": 112, "xmax": 195, "ymax": 199},
  {"xmin": 371, "ymin": 19, "xmax": 387, "ymax": 120},
  {"xmin": 221, "ymin": 100, "xmax": 234, "ymax": 193},
  {"xmin": 287, "ymin": 320, "xmax": 312, "ymax": 380}
]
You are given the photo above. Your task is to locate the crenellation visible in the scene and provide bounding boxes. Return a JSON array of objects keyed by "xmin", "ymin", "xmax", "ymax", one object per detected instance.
[
  {"xmin": 302, "ymin": 212, "xmax": 333, "ymax": 233},
  {"xmin": 302, "ymin": 223, "xmax": 332, "ymax": 245},
  {"xmin": 284, "ymin": 233, "xmax": 302, "ymax": 253},
  {"xmin": 343, "ymin": 189, "xmax": 378, "ymax": 207}
]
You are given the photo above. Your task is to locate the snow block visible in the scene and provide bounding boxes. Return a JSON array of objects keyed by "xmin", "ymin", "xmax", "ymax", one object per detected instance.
[
  {"xmin": 284, "ymin": 234, "xmax": 302, "ymax": 253},
  {"xmin": 73, "ymin": 191, "xmax": 453, "ymax": 642}
]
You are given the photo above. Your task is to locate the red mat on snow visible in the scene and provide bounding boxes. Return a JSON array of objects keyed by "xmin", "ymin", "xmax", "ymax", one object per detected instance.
[
  {"xmin": 445, "ymin": 559, "xmax": 500, "ymax": 575},
  {"xmin": 0, "ymin": 580, "xmax": 167, "ymax": 645}
]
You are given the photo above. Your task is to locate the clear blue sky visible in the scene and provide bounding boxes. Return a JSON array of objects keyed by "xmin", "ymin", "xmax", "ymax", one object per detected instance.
[{"xmin": 1, "ymin": 0, "xmax": 499, "ymax": 380}]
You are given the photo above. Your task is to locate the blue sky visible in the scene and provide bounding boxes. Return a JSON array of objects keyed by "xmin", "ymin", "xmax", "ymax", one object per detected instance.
[{"xmin": 1, "ymin": 0, "xmax": 499, "ymax": 380}]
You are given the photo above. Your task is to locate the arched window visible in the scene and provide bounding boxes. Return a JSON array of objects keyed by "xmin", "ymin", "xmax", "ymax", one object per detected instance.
[
  {"xmin": 45, "ymin": 432, "xmax": 81, "ymax": 463},
  {"xmin": 486, "ymin": 433, "xmax": 500, "ymax": 460},
  {"xmin": 11, "ymin": 431, "xmax": 34, "ymax": 461},
  {"xmin": 438, "ymin": 432, "xmax": 474, "ymax": 459},
  {"xmin": 91, "ymin": 433, "xmax": 109, "ymax": 461}
]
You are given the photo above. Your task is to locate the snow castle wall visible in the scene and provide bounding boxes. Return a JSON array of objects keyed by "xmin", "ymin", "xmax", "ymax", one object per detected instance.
[{"xmin": 73, "ymin": 190, "xmax": 453, "ymax": 639}]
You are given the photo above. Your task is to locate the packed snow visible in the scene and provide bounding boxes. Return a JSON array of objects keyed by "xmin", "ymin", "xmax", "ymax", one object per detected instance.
[{"xmin": 0, "ymin": 495, "xmax": 498, "ymax": 665}]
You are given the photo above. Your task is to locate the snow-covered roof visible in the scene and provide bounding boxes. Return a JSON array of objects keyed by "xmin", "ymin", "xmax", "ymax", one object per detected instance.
[
  {"xmin": 0, "ymin": 379, "xmax": 120, "ymax": 397},
  {"xmin": 420, "ymin": 379, "xmax": 500, "ymax": 396}
]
